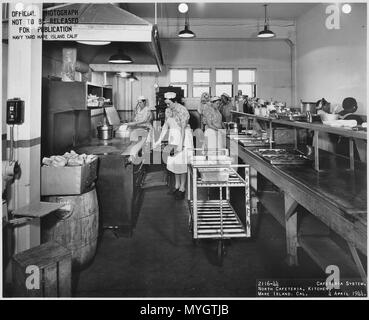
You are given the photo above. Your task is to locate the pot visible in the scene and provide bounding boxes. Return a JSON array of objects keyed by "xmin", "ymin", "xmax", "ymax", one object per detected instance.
[
  {"xmin": 97, "ymin": 124, "xmax": 113, "ymax": 140},
  {"xmin": 300, "ymin": 100, "xmax": 317, "ymax": 114}
]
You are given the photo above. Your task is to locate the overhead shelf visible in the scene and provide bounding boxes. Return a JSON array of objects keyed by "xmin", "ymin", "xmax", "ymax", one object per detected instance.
[{"xmin": 232, "ymin": 111, "xmax": 367, "ymax": 140}]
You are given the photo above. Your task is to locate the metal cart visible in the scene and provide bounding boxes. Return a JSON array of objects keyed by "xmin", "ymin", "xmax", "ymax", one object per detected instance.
[{"xmin": 187, "ymin": 149, "xmax": 251, "ymax": 265}]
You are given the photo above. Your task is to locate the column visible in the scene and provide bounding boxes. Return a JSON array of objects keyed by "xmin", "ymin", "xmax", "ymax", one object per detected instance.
[{"xmin": 7, "ymin": 3, "xmax": 43, "ymax": 251}]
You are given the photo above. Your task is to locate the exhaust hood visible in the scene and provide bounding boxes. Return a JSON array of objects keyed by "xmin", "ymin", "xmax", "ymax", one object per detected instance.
[{"xmin": 43, "ymin": 3, "xmax": 163, "ymax": 72}]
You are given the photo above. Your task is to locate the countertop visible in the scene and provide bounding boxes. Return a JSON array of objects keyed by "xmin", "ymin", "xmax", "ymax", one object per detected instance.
[
  {"xmin": 230, "ymin": 137, "xmax": 367, "ymax": 217},
  {"xmin": 75, "ymin": 135, "xmax": 148, "ymax": 156}
]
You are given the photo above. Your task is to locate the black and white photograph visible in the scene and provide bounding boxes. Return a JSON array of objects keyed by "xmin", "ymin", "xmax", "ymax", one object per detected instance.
[{"xmin": 1, "ymin": 0, "xmax": 367, "ymax": 302}]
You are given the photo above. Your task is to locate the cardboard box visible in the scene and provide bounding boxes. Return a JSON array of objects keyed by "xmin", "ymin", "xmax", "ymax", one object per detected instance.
[{"xmin": 41, "ymin": 157, "xmax": 98, "ymax": 196}]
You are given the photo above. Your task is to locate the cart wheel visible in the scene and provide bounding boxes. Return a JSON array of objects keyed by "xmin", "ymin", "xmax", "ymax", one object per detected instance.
[{"xmin": 217, "ymin": 240, "xmax": 225, "ymax": 266}]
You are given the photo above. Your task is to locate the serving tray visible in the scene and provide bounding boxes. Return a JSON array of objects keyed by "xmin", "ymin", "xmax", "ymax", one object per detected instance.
[
  {"xmin": 256, "ymin": 149, "xmax": 312, "ymax": 165},
  {"xmin": 239, "ymin": 139, "xmax": 271, "ymax": 147}
]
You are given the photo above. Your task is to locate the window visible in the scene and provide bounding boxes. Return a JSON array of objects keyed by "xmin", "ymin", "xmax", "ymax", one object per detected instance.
[
  {"xmin": 169, "ymin": 69, "xmax": 188, "ymax": 97},
  {"xmin": 192, "ymin": 69, "xmax": 211, "ymax": 97},
  {"xmin": 168, "ymin": 68, "xmax": 256, "ymax": 98},
  {"xmin": 215, "ymin": 69, "xmax": 233, "ymax": 97},
  {"xmin": 238, "ymin": 69, "xmax": 256, "ymax": 97}
]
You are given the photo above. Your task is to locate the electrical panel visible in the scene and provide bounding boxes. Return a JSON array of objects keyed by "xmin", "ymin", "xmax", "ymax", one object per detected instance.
[{"xmin": 6, "ymin": 98, "xmax": 24, "ymax": 125}]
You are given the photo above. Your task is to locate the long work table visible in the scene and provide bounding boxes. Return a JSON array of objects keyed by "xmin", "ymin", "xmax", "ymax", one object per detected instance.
[
  {"xmin": 227, "ymin": 136, "xmax": 367, "ymax": 281},
  {"xmin": 231, "ymin": 111, "xmax": 367, "ymax": 171}
]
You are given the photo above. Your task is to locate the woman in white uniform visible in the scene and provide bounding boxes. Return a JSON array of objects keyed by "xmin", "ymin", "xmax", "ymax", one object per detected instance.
[
  {"xmin": 125, "ymin": 95, "xmax": 153, "ymax": 145},
  {"xmin": 197, "ymin": 92, "xmax": 211, "ymax": 131},
  {"xmin": 153, "ymin": 92, "xmax": 193, "ymax": 200},
  {"xmin": 203, "ymin": 96, "xmax": 224, "ymax": 150},
  {"xmin": 126, "ymin": 96, "xmax": 152, "ymax": 130}
]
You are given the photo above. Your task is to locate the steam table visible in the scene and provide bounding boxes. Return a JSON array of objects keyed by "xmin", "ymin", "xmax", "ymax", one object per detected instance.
[{"xmin": 228, "ymin": 136, "xmax": 367, "ymax": 281}]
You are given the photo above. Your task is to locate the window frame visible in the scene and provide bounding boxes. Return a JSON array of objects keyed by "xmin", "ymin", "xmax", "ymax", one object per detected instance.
[
  {"xmin": 192, "ymin": 68, "xmax": 211, "ymax": 98},
  {"xmin": 215, "ymin": 68, "xmax": 234, "ymax": 97},
  {"xmin": 237, "ymin": 68, "xmax": 257, "ymax": 98},
  {"xmin": 169, "ymin": 68, "xmax": 189, "ymax": 97},
  {"xmin": 168, "ymin": 67, "xmax": 257, "ymax": 99}
]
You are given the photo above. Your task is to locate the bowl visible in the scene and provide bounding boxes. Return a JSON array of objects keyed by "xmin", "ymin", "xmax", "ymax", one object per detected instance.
[{"xmin": 319, "ymin": 113, "xmax": 339, "ymax": 122}]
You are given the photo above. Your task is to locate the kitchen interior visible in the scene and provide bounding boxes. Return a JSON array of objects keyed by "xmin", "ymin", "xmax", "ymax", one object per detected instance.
[{"xmin": 1, "ymin": 1, "xmax": 367, "ymax": 298}]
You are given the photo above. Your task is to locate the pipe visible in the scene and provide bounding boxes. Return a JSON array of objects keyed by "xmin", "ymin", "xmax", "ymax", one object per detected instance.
[
  {"xmin": 9, "ymin": 125, "xmax": 14, "ymax": 161},
  {"xmin": 61, "ymin": 48, "xmax": 90, "ymax": 81}
]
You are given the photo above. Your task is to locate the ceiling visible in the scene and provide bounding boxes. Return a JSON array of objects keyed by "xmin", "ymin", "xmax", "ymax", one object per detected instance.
[{"xmin": 121, "ymin": 2, "xmax": 316, "ymax": 20}]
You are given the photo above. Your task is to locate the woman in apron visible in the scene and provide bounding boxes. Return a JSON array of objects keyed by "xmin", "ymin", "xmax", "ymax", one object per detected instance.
[
  {"xmin": 197, "ymin": 92, "xmax": 211, "ymax": 131},
  {"xmin": 203, "ymin": 96, "xmax": 224, "ymax": 150},
  {"xmin": 125, "ymin": 95, "xmax": 154, "ymax": 146},
  {"xmin": 153, "ymin": 92, "xmax": 193, "ymax": 200}
]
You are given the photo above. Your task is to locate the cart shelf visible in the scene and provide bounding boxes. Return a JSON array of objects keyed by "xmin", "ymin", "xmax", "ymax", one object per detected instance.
[
  {"xmin": 195, "ymin": 169, "xmax": 247, "ymax": 187},
  {"xmin": 189, "ymin": 200, "xmax": 248, "ymax": 239}
]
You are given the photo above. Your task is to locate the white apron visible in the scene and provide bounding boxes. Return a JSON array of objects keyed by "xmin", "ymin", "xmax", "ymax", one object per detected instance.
[
  {"xmin": 204, "ymin": 127, "xmax": 224, "ymax": 150},
  {"xmin": 166, "ymin": 118, "xmax": 193, "ymax": 174}
]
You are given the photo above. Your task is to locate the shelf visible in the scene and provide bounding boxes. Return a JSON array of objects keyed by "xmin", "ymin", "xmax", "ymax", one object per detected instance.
[
  {"xmin": 189, "ymin": 200, "xmax": 248, "ymax": 239},
  {"xmin": 232, "ymin": 111, "xmax": 367, "ymax": 141},
  {"xmin": 299, "ymin": 235, "xmax": 360, "ymax": 278},
  {"xmin": 12, "ymin": 201, "xmax": 65, "ymax": 218},
  {"xmin": 195, "ymin": 168, "xmax": 247, "ymax": 187}
]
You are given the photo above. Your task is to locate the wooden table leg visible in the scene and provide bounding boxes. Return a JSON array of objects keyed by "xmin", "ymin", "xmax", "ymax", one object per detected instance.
[
  {"xmin": 269, "ymin": 121, "xmax": 273, "ymax": 149},
  {"xmin": 284, "ymin": 193, "xmax": 299, "ymax": 266},
  {"xmin": 250, "ymin": 167, "xmax": 259, "ymax": 215},
  {"xmin": 349, "ymin": 138, "xmax": 355, "ymax": 171},
  {"xmin": 347, "ymin": 242, "xmax": 367, "ymax": 282},
  {"xmin": 294, "ymin": 128, "xmax": 298, "ymax": 149},
  {"xmin": 313, "ymin": 130, "xmax": 320, "ymax": 171}
]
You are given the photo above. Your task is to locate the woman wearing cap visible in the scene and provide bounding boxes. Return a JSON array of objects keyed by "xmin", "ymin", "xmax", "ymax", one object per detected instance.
[
  {"xmin": 153, "ymin": 92, "xmax": 193, "ymax": 200},
  {"xmin": 336, "ymin": 97, "xmax": 364, "ymax": 161},
  {"xmin": 338, "ymin": 97, "xmax": 363, "ymax": 124},
  {"xmin": 203, "ymin": 96, "xmax": 224, "ymax": 150},
  {"xmin": 219, "ymin": 93, "xmax": 235, "ymax": 123},
  {"xmin": 197, "ymin": 92, "xmax": 211, "ymax": 130},
  {"xmin": 126, "ymin": 96, "xmax": 153, "ymax": 129}
]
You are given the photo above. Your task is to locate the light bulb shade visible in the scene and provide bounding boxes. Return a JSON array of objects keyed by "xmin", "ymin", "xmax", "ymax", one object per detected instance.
[
  {"xmin": 127, "ymin": 73, "xmax": 138, "ymax": 81},
  {"xmin": 257, "ymin": 25, "xmax": 275, "ymax": 38},
  {"xmin": 108, "ymin": 51, "xmax": 133, "ymax": 64},
  {"xmin": 178, "ymin": 25, "xmax": 195, "ymax": 38},
  {"xmin": 77, "ymin": 41, "xmax": 111, "ymax": 46}
]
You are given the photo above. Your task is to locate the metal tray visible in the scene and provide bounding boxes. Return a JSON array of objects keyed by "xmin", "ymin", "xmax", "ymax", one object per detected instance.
[
  {"xmin": 198, "ymin": 168, "xmax": 230, "ymax": 182},
  {"xmin": 256, "ymin": 149, "xmax": 312, "ymax": 165},
  {"xmin": 257, "ymin": 149, "xmax": 289, "ymax": 156},
  {"xmin": 239, "ymin": 140, "xmax": 271, "ymax": 147}
]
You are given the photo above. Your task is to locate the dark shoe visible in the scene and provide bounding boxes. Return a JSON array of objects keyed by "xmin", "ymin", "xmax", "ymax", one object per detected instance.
[
  {"xmin": 175, "ymin": 191, "xmax": 185, "ymax": 200},
  {"xmin": 167, "ymin": 188, "xmax": 179, "ymax": 195}
]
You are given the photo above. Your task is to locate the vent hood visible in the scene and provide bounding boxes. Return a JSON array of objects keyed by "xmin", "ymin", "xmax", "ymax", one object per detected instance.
[{"xmin": 43, "ymin": 3, "xmax": 163, "ymax": 72}]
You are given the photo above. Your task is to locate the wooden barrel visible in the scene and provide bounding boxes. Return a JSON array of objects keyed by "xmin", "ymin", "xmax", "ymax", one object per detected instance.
[{"xmin": 41, "ymin": 188, "xmax": 99, "ymax": 270}]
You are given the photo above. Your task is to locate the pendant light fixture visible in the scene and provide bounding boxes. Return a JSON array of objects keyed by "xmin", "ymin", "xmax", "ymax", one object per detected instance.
[
  {"xmin": 257, "ymin": 4, "xmax": 275, "ymax": 38},
  {"xmin": 178, "ymin": 10, "xmax": 195, "ymax": 38},
  {"xmin": 77, "ymin": 41, "xmax": 111, "ymax": 46},
  {"xmin": 108, "ymin": 49, "xmax": 133, "ymax": 64}
]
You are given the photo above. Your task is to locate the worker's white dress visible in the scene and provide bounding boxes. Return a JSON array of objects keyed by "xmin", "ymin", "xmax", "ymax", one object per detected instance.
[
  {"xmin": 166, "ymin": 121, "xmax": 193, "ymax": 174},
  {"xmin": 165, "ymin": 103, "xmax": 193, "ymax": 174}
]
